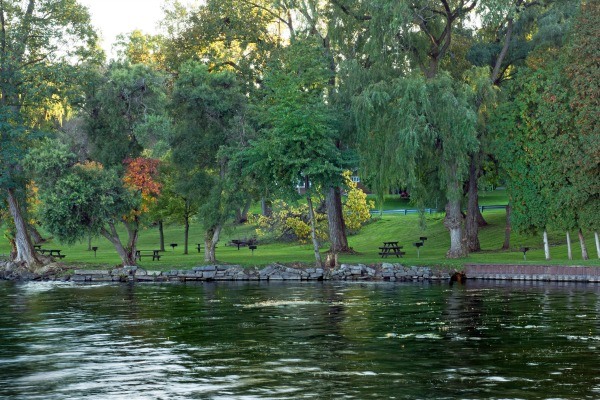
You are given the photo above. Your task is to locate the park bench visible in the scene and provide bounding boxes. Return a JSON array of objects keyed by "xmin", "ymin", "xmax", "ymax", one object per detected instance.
[{"xmin": 135, "ymin": 250, "xmax": 162, "ymax": 261}]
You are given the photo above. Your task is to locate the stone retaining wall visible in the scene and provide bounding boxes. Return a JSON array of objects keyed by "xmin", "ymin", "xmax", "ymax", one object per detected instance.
[
  {"xmin": 465, "ymin": 264, "xmax": 600, "ymax": 282},
  {"xmin": 67, "ymin": 263, "xmax": 449, "ymax": 283}
]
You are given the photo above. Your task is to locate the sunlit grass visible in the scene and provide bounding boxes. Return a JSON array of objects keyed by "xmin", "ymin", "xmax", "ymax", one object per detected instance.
[{"xmin": 0, "ymin": 189, "xmax": 597, "ymax": 270}]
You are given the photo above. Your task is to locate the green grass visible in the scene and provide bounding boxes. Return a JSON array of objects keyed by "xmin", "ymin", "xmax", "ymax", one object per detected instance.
[{"xmin": 1, "ymin": 189, "xmax": 597, "ymax": 270}]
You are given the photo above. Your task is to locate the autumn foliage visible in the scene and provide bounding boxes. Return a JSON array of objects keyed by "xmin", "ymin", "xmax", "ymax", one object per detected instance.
[{"xmin": 123, "ymin": 158, "xmax": 162, "ymax": 214}]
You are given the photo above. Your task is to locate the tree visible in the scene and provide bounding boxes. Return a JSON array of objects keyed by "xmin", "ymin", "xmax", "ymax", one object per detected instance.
[
  {"xmin": 349, "ymin": 0, "xmax": 483, "ymax": 258},
  {"xmin": 243, "ymin": 39, "xmax": 343, "ymax": 266},
  {"xmin": 170, "ymin": 61, "xmax": 247, "ymax": 262},
  {"xmin": 0, "ymin": 0, "xmax": 100, "ymax": 268}
]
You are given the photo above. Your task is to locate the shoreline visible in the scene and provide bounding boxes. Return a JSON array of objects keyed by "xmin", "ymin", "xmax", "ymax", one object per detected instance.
[{"xmin": 1, "ymin": 261, "xmax": 599, "ymax": 283}]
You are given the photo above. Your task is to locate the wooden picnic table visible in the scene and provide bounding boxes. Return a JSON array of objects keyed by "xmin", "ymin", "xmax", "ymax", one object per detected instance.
[
  {"xmin": 39, "ymin": 249, "xmax": 65, "ymax": 258},
  {"xmin": 378, "ymin": 242, "xmax": 405, "ymax": 258},
  {"xmin": 230, "ymin": 238, "xmax": 258, "ymax": 250},
  {"xmin": 135, "ymin": 250, "xmax": 162, "ymax": 261}
]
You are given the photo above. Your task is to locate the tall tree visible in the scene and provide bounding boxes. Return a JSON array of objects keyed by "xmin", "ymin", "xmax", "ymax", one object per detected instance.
[
  {"xmin": 242, "ymin": 39, "xmax": 343, "ymax": 266},
  {"xmin": 170, "ymin": 61, "xmax": 246, "ymax": 262},
  {"xmin": 0, "ymin": 0, "xmax": 100, "ymax": 268},
  {"xmin": 351, "ymin": 0, "xmax": 481, "ymax": 258}
]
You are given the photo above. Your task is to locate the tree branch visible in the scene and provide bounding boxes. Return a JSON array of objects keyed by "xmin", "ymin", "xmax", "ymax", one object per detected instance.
[
  {"xmin": 491, "ymin": 17, "xmax": 513, "ymax": 84},
  {"xmin": 330, "ymin": 0, "xmax": 372, "ymax": 21}
]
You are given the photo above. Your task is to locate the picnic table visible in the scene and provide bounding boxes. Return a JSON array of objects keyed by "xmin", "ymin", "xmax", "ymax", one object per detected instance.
[
  {"xmin": 230, "ymin": 238, "xmax": 258, "ymax": 250},
  {"xmin": 378, "ymin": 241, "xmax": 405, "ymax": 258},
  {"xmin": 135, "ymin": 250, "xmax": 162, "ymax": 261},
  {"xmin": 39, "ymin": 249, "xmax": 65, "ymax": 258}
]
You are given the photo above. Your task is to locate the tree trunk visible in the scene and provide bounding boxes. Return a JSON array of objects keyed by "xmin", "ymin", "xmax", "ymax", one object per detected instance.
[
  {"xmin": 261, "ymin": 197, "xmax": 272, "ymax": 217},
  {"xmin": 326, "ymin": 186, "xmax": 351, "ymax": 254},
  {"xmin": 236, "ymin": 199, "xmax": 252, "ymax": 223},
  {"xmin": 595, "ymin": 232, "xmax": 600, "ymax": 259},
  {"xmin": 101, "ymin": 223, "xmax": 136, "ymax": 266},
  {"xmin": 124, "ymin": 219, "xmax": 139, "ymax": 263},
  {"xmin": 444, "ymin": 200, "xmax": 467, "ymax": 258},
  {"xmin": 578, "ymin": 228, "xmax": 589, "ymax": 260},
  {"xmin": 566, "ymin": 231, "xmax": 573, "ymax": 260},
  {"xmin": 502, "ymin": 205, "xmax": 511, "ymax": 250},
  {"xmin": 158, "ymin": 220, "xmax": 165, "ymax": 251},
  {"xmin": 204, "ymin": 224, "xmax": 222, "ymax": 262},
  {"xmin": 306, "ymin": 194, "xmax": 322, "ymax": 267},
  {"xmin": 28, "ymin": 223, "xmax": 45, "ymax": 245},
  {"xmin": 184, "ymin": 215, "xmax": 190, "ymax": 255},
  {"xmin": 543, "ymin": 230, "xmax": 551, "ymax": 260},
  {"xmin": 87, "ymin": 234, "xmax": 92, "ymax": 251},
  {"xmin": 466, "ymin": 156, "xmax": 481, "ymax": 252},
  {"xmin": 6, "ymin": 188, "xmax": 40, "ymax": 267}
]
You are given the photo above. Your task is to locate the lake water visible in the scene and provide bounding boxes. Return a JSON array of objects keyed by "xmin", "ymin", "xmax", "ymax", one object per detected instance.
[{"xmin": 1, "ymin": 280, "xmax": 600, "ymax": 399}]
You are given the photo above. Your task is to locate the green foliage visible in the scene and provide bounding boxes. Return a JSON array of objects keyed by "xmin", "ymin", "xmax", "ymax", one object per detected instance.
[
  {"xmin": 170, "ymin": 61, "xmax": 247, "ymax": 235},
  {"xmin": 40, "ymin": 161, "xmax": 136, "ymax": 245},
  {"xmin": 244, "ymin": 39, "xmax": 343, "ymax": 198},
  {"xmin": 354, "ymin": 72, "xmax": 478, "ymax": 201},
  {"xmin": 492, "ymin": 1, "xmax": 598, "ymax": 235},
  {"xmin": 86, "ymin": 63, "xmax": 170, "ymax": 167}
]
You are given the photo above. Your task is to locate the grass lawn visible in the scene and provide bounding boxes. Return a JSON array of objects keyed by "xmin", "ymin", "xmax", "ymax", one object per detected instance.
[{"xmin": 0, "ymin": 189, "xmax": 597, "ymax": 270}]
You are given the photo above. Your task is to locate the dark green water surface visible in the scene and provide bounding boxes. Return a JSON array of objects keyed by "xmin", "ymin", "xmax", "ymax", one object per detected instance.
[{"xmin": 1, "ymin": 280, "xmax": 600, "ymax": 399}]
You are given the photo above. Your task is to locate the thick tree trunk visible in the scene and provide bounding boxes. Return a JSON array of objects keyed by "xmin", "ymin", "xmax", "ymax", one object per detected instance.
[
  {"xmin": 204, "ymin": 224, "xmax": 222, "ymax": 263},
  {"xmin": 326, "ymin": 186, "xmax": 351, "ymax": 254},
  {"xmin": 444, "ymin": 200, "xmax": 467, "ymax": 258},
  {"xmin": 306, "ymin": 194, "xmax": 322, "ymax": 267},
  {"xmin": 101, "ymin": 223, "xmax": 136, "ymax": 266},
  {"xmin": 543, "ymin": 230, "xmax": 551, "ymax": 260},
  {"xmin": 6, "ymin": 188, "xmax": 40, "ymax": 267},
  {"xmin": 158, "ymin": 220, "xmax": 165, "ymax": 251},
  {"xmin": 566, "ymin": 231, "xmax": 573, "ymax": 260},
  {"xmin": 502, "ymin": 205, "xmax": 511, "ymax": 250},
  {"xmin": 466, "ymin": 156, "xmax": 481, "ymax": 252},
  {"xmin": 578, "ymin": 228, "xmax": 589, "ymax": 260},
  {"xmin": 595, "ymin": 232, "xmax": 600, "ymax": 259}
]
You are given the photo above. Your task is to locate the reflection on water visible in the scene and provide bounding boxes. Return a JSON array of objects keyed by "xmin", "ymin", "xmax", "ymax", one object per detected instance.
[{"xmin": 2, "ymin": 280, "xmax": 600, "ymax": 399}]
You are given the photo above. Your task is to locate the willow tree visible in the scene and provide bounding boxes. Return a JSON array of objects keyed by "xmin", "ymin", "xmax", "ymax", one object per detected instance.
[
  {"xmin": 350, "ymin": 0, "xmax": 481, "ymax": 258},
  {"xmin": 0, "ymin": 0, "xmax": 99, "ymax": 268}
]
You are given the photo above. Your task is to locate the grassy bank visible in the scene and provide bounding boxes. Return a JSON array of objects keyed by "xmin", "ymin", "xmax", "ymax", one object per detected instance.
[{"xmin": 1, "ymin": 190, "xmax": 598, "ymax": 270}]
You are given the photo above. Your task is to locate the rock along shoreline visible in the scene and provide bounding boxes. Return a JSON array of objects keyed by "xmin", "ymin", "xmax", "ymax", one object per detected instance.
[
  {"xmin": 0, "ymin": 262, "xmax": 454, "ymax": 283},
  {"xmin": 1, "ymin": 261, "xmax": 598, "ymax": 283}
]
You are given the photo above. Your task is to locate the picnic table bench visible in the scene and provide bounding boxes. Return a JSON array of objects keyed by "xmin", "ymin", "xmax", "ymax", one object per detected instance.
[
  {"xmin": 39, "ymin": 249, "xmax": 66, "ymax": 258},
  {"xmin": 135, "ymin": 250, "xmax": 162, "ymax": 261},
  {"xmin": 379, "ymin": 241, "xmax": 405, "ymax": 258}
]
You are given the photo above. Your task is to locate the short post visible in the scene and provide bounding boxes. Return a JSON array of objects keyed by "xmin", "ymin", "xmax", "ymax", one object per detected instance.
[
  {"xmin": 92, "ymin": 246, "xmax": 98, "ymax": 258},
  {"xmin": 170, "ymin": 243, "xmax": 178, "ymax": 251},
  {"xmin": 196, "ymin": 243, "xmax": 202, "ymax": 253},
  {"xmin": 520, "ymin": 247, "xmax": 529, "ymax": 261},
  {"xmin": 414, "ymin": 242, "xmax": 423, "ymax": 258}
]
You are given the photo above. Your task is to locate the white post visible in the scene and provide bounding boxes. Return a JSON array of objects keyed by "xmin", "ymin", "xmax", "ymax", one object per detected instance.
[
  {"xmin": 543, "ymin": 230, "xmax": 551, "ymax": 260},
  {"xmin": 595, "ymin": 232, "xmax": 600, "ymax": 259},
  {"xmin": 566, "ymin": 231, "xmax": 572, "ymax": 260}
]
